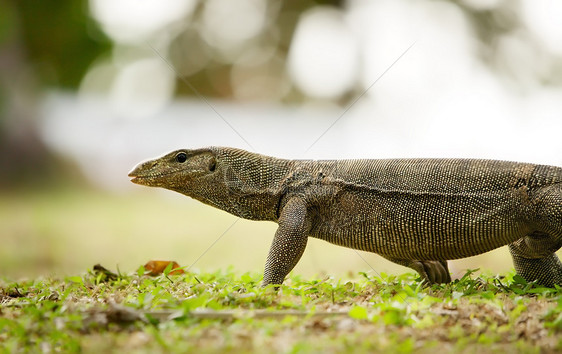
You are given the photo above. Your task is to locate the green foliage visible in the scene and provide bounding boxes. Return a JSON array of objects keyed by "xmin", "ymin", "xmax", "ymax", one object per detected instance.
[
  {"xmin": 11, "ymin": 0, "xmax": 111, "ymax": 88},
  {"xmin": 1, "ymin": 269, "xmax": 562, "ymax": 352}
]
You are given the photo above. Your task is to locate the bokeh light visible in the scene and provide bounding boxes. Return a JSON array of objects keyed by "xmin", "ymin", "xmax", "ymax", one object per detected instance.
[
  {"xmin": 89, "ymin": 0, "xmax": 197, "ymax": 43},
  {"xmin": 288, "ymin": 6, "xmax": 359, "ymax": 98}
]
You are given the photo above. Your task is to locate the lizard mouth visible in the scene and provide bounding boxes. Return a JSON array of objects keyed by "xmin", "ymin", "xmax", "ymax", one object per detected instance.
[
  {"xmin": 129, "ymin": 175, "xmax": 152, "ymax": 185},
  {"xmin": 128, "ymin": 169, "xmax": 183, "ymax": 185}
]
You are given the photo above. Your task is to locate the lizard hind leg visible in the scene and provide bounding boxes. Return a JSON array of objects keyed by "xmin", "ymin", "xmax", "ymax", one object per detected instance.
[
  {"xmin": 514, "ymin": 183, "xmax": 562, "ymax": 287},
  {"xmin": 384, "ymin": 257, "xmax": 452, "ymax": 285},
  {"xmin": 508, "ymin": 234, "xmax": 562, "ymax": 287}
]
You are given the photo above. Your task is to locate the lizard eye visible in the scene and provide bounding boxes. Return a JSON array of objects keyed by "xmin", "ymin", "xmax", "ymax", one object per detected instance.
[
  {"xmin": 209, "ymin": 159, "xmax": 216, "ymax": 172},
  {"xmin": 176, "ymin": 153, "xmax": 187, "ymax": 163}
]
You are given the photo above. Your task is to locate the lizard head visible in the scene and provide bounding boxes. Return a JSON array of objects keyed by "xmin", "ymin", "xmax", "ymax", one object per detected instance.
[
  {"xmin": 128, "ymin": 149, "xmax": 218, "ymax": 191},
  {"xmin": 129, "ymin": 146, "xmax": 290, "ymax": 221}
]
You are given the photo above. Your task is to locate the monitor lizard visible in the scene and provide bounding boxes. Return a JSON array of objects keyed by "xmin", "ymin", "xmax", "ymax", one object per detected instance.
[{"xmin": 129, "ymin": 147, "xmax": 562, "ymax": 287}]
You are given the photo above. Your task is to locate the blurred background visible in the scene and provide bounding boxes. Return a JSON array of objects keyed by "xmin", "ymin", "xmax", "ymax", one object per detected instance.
[{"xmin": 1, "ymin": 0, "xmax": 561, "ymax": 280}]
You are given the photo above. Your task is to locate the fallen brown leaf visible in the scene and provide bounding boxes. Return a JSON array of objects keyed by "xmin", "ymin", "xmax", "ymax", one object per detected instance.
[{"xmin": 144, "ymin": 260, "xmax": 185, "ymax": 276}]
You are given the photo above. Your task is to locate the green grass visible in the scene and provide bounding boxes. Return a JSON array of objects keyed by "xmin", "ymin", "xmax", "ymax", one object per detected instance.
[
  {"xmin": 2, "ymin": 268, "xmax": 562, "ymax": 353},
  {"xmin": 3, "ymin": 187, "xmax": 562, "ymax": 352}
]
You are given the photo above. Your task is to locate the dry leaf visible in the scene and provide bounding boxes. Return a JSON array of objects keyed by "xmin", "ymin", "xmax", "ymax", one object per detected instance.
[{"xmin": 144, "ymin": 260, "xmax": 185, "ymax": 276}]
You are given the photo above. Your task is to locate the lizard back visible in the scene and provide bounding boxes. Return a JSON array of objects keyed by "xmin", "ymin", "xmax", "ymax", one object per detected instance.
[
  {"xmin": 290, "ymin": 158, "xmax": 562, "ymax": 260},
  {"xmin": 308, "ymin": 158, "xmax": 562, "ymax": 195}
]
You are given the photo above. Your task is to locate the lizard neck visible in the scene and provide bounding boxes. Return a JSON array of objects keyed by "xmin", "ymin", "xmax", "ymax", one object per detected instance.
[{"xmin": 178, "ymin": 147, "xmax": 292, "ymax": 222}]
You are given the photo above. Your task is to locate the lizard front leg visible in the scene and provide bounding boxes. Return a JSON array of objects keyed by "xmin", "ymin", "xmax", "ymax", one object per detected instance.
[{"xmin": 263, "ymin": 197, "xmax": 310, "ymax": 286}]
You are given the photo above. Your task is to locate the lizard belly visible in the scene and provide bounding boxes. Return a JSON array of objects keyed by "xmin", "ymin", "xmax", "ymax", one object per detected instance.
[{"xmin": 309, "ymin": 190, "xmax": 532, "ymax": 260}]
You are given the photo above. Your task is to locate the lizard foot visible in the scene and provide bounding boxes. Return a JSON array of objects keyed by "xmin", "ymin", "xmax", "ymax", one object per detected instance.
[
  {"xmin": 383, "ymin": 257, "xmax": 451, "ymax": 285},
  {"xmin": 410, "ymin": 260, "xmax": 451, "ymax": 285}
]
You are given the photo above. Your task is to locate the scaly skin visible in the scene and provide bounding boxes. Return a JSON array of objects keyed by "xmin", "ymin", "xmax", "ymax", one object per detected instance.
[{"xmin": 129, "ymin": 147, "xmax": 562, "ymax": 287}]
